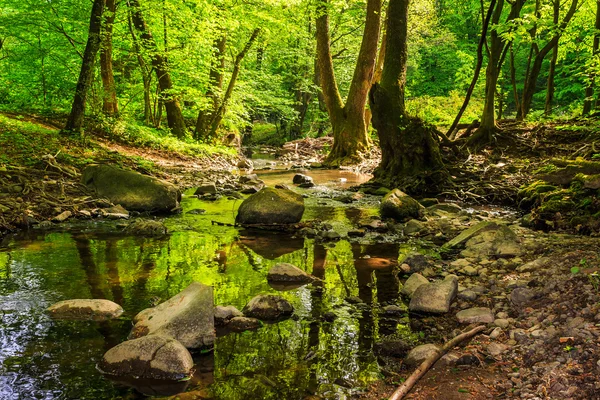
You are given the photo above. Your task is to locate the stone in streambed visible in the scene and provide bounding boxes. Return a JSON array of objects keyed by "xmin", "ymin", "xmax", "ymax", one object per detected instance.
[
  {"xmin": 293, "ymin": 174, "xmax": 313, "ymax": 185},
  {"xmin": 98, "ymin": 335, "xmax": 193, "ymax": 381},
  {"xmin": 236, "ymin": 187, "xmax": 304, "ymax": 225},
  {"xmin": 214, "ymin": 305, "xmax": 243, "ymax": 326},
  {"xmin": 129, "ymin": 282, "xmax": 215, "ymax": 350},
  {"xmin": 267, "ymin": 263, "xmax": 314, "ymax": 283},
  {"xmin": 380, "ymin": 189, "xmax": 424, "ymax": 221},
  {"xmin": 456, "ymin": 307, "xmax": 494, "ymax": 324},
  {"xmin": 405, "ymin": 344, "xmax": 441, "ymax": 366},
  {"xmin": 243, "ymin": 294, "xmax": 294, "ymax": 320},
  {"xmin": 47, "ymin": 299, "xmax": 123, "ymax": 321},
  {"xmin": 124, "ymin": 219, "xmax": 168, "ymax": 236},
  {"xmin": 409, "ymin": 275, "xmax": 458, "ymax": 314},
  {"xmin": 401, "ymin": 273, "xmax": 429, "ymax": 298},
  {"xmin": 227, "ymin": 317, "xmax": 262, "ymax": 332},
  {"xmin": 82, "ymin": 164, "xmax": 180, "ymax": 213}
]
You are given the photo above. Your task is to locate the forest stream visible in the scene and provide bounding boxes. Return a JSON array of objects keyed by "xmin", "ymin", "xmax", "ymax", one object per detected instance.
[{"xmin": 0, "ymin": 164, "xmax": 423, "ymax": 400}]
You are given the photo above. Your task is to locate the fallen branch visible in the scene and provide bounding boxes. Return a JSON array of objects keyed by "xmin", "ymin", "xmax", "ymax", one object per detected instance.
[{"xmin": 389, "ymin": 325, "xmax": 487, "ymax": 400}]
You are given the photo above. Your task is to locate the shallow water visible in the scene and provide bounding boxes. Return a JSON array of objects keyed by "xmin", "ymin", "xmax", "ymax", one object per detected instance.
[{"xmin": 0, "ymin": 169, "xmax": 424, "ymax": 399}]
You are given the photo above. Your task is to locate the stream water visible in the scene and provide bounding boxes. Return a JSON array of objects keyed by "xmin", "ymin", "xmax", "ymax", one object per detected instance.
[{"xmin": 0, "ymin": 167, "xmax": 433, "ymax": 399}]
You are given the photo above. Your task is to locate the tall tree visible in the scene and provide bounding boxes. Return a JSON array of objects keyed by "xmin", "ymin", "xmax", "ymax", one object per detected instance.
[
  {"xmin": 316, "ymin": 0, "xmax": 382, "ymax": 166},
  {"xmin": 470, "ymin": 0, "xmax": 525, "ymax": 145},
  {"xmin": 369, "ymin": 0, "xmax": 446, "ymax": 192},
  {"xmin": 128, "ymin": 0, "xmax": 187, "ymax": 139},
  {"xmin": 518, "ymin": 0, "xmax": 579, "ymax": 120},
  {"xmin": 63, "ymin": 0, "xmax": 106, "ymax": 135},
  {"xmin": 583, "ymin": 0, "xmax": 600, "ymax": 115},
  {"xmin": 100, "ymin": 0, "xmax": 118, "ymax": 116}
]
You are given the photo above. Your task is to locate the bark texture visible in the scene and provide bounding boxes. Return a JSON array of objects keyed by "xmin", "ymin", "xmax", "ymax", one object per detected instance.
[
  {"xmin": 369, "ymin": 0, "xmax": 446, "ymax": 194},
  {"xmin": 128, "ymin": 0, "xmax": 187, "ymax": 139},
  {"xmin": 100, "ymin": 0, "xmax": 118, "ymax": 116},
  {"xmin": 64, "ymin": 0, "xmax": 105, "ymax": 134},
  {"xmin": 195, "ymin": 34, "xmax": 226, "ymax": 139},
  {"xmin": 316, "ymin": 0, "xmax": 382, "ymax": 166},
  {"xmin": 583, "ymin": 0, "xmax": 600, "ymax": 115}
]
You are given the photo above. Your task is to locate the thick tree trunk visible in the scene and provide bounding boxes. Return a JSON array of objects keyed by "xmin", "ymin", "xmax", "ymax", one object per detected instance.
[
  {"xmin": 63, "ymin": 0, "xmax": 105, "ymax": 134},
  {"xmin": 544, "ymin": 0, "xmax": 560, "ymax": 116},
  {"xmin": 520, "ymin": 0, "xmax": 578, "ymax": 119},
  {"xmin": 127, "ymin": 8, "xmax": 153, "ymax": 125},
  {"xmin": 100, "ymin": 0, "xmax": 118, "ymax": 116},
  {"xmin": 584, "ymin": 0, "xmax": 600, "ymax": 115},
  {"xmin": 316, "ymin": 0, "xmax": 382, "ymax": 166},
  {"xmin": 128, "ymin": 0, "xmax": 187, "ymax": 139},
  {"xmin": 447, "ymin": 0, "xmax": 496, "ymax": 139},
  {"xmin": 195, "ymin": 34, "xmax": 226, "ymax": 139},
  {"xmin": 369, "ymin": 0, "xmax": 445, "ymax": 194}
]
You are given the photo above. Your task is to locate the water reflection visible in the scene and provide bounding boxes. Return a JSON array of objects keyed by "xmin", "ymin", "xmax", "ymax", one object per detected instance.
[{"xmin": 0, "ymin": 189, "xmax": 414, "ymax": 399}]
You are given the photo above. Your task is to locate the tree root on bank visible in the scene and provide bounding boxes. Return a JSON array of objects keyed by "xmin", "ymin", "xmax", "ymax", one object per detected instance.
[{"xmin": 389, "ymin": 325, "xmax": 487, "ymax": 400}]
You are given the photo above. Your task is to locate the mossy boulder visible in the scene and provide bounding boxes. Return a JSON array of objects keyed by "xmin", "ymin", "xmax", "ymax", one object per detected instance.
[
  {"xmin": 380, "ymin": 189, "xmax": 424, "ymax": 221},
  {"xmin": 82, "ymin": 164, "xmax": 181, "ymax": 213},
  {"xmin": 236, "ymin": 187, "xmax": 304, "ymax": 225}
]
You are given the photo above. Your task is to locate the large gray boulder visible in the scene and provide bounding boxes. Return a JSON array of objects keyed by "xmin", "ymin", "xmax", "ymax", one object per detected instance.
[
  {"xmin": 82, "ymin": 164, "xmax": 181, "ymax": 213},
  {"xmin": 47, "ymin": 299, "xmax": 123, "ymax": 321},
  {"xmin": 267, "ymin": 263, "xmax": 314, "ymax": 283},
  {"xmin": 380, "ymin": 189, "xmax": 424, "ymax": 221},
  {"xmin": 129, "ymin": 282, "xmax": 215, "ymax": 350},
  {"xmin": 236, "ymin": 187, "xmax": 304, "ymax": 225},
  {"xmin": 409, "ymin": 275, "xmax": 458, "ymax": 314},
  {"xmin": 98, "ymin": 335, "xmax": 193, "ymax": 381},
  {"xmin": 243, "ymin": 294, "xmax": 294, "ymax": 320}
]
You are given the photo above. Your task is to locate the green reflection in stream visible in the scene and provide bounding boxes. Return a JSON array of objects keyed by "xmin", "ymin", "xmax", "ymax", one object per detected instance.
[{"xmin": 1, "ymin": 176, "xmax": 418, "ymax": 399}]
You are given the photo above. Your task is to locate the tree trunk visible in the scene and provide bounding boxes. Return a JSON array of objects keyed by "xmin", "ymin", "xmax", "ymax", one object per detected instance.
[
  {"xmin": 100, "ymin": 0, "xmax": 118, "ymax": 116},
  {"xmin": 584, "ymin": 0, "xmax": 600, "ymax": 115},
  {"xmin": 520, "ymin": 0, "xmax": 578, "ymax": 119},
  {"xmin": 63, "ymin": 0, "xmax": 105, "ymax": 135},
  {"xmin": 195, "ymin": 34, "xmax": 227, "ymax": 139},
  {"xmin": 316, "ymin": 0, "xmax": 382, "ymax": 166},
  {"xmin": 127, "ymin": 8, "xmax": 153, "ymax": 125},
  {"xmin": 128, "ymin": 0, "xmax": 187, "ymax": 139},
  {"xmin": 447, "ymin": 0, "xmax": 496, "ymax": 139},
  {"xmin": 196, "ymin": 29, "xmax": 260, "ymax": 140},
  {"xmin": 369, "ymin": 0, "xmax": 446, "ymax": 194}
]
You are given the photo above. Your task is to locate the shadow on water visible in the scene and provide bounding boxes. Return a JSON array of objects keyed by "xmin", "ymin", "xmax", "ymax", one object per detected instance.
[{"xmin": 0, "ymin": 175, "xmax": 421, "ymax": 399}]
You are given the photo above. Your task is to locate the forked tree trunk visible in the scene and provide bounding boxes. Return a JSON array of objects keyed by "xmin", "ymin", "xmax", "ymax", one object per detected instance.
[
  {"xmin": 100, "ymin": 0, "xmax": 118, "ymax": 116},
  {"xmin": 316, "ymin": 0, "xmax": 382, "ymax": 166},
  {"xmin": 128, "ymin": 0, "xmax": 187, "ymax": 139},
  {"xmin": 195, "ymin": 34, "xmax": 226, "ymax": 139},
  {"xmin": 520, "ymin": 0, "xmax": 578, "ymax": 120},
  {"xmin": 369, "ymin": 0, "xmax": 446, "ymax": 194},
  {"xmin": 64, "ymin": 0, "xmax": 105, "ymax": 135}
]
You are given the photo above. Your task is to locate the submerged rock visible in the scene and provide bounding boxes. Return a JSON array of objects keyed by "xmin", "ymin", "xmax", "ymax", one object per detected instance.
[
  {"xmin": 236, "ymin": 187, "xmax": 304, "ymax": 225},
  {"xmin": 124, "ymin": 219, "xmax": 168, "ymax": 236},
  {"xmin": 47, "ymin": 299, "xmax": 123, "ymax": 321},
  {"xmin": 82, "ymin": 164, "xmax": 180, "ymax": 213},
  {"xmin": 227, "ymin": 317, "xmax": 262, "ymax": 332},
  {"xmin": 243, "ymin": 294, "xmax": 294, "ymax": 320},
  {"xmin": 409, "ymin": 275, "xmax": 458, "ymax": 314},
  {"xmin": 267, "ymin": 263, "xmax": 314, "ymax": 283},
  {"xmin": 98, "ymin": 336, "xmax": 193, "ymax": 381},
  {"xmin": 130, "ymin": 282, "xmax": 215, "ymax": 350},
  {"xmin": 380, "ymin": 189, "xmax": 424, "ymax": 221}
]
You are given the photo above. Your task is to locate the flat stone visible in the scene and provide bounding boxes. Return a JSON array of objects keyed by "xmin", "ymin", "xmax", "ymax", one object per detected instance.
[
  {"xmin": 267, "ymin": 263, "xmax": 314, "ymax": 283},
  {"xmin": 516, "ymin": 257, "xmax": 550, "ymax": 272},
  {"xmin": 405, "ymin": 344, "xmax": 441, "ymax": 366},
  {"xmin": 130, "ymin": 282, "xmax": 215, "ymax": 350},
  {"xmin": 47, "ymin": 299, "xmax": 123, "ymax": 321},
  {"xmin": 442, "ymin": 221, "xmax": 499, "ymax": 250},
  {"xmin": 510, "ymin": 287, "xmax": 535, "ymax": 306},
  {"xmin": 409, "ymin": 275, "xmax": 458, "ymax": 314},
  {"xmin": 404, "ymin": 219, "xmax": 425, "ymax": 235},
  {"xmin": 52, "ymin": 211, "xmax": 72, "ymax": 223},
  {"xmin": 243, "ymin": 294, "xmax": 294, "ymax": 320},
  {"xmin": 401, "ymin": 273, "xmax": 429, "ymax": 298},
  {"xmin": 456, "ymin": 307, "xmax": 494, "ymax": 324},
  {"xmin": 98, "ymin": 335, "xmax": 193, "ymax": 381},
  {"xmin": 487, "ymin": 342, "xmax": 509, "ymax": 356},
  {"xmin": 227, "ymin": 317, "xmax": 262, "ymax": 332},
  {"xmin": 214, "ymin": 305, "xmax": 243, "ymax": 326}
]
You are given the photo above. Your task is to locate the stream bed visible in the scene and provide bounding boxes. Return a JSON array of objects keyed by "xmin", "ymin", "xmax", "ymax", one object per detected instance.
[{"xmin": 0, "ymin": 168, "xmax": 439, "ymax": 399}]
